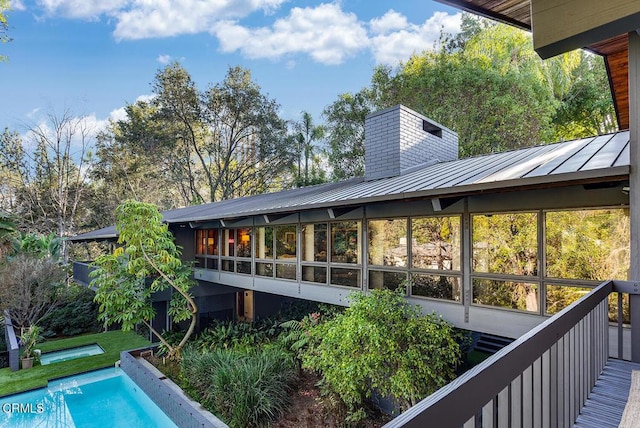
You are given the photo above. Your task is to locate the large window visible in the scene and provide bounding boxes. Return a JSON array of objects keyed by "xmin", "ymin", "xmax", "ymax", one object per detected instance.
[
  {"xmin": 195, "ymin": 229, "xmax": 218, "ymax": 270},
  {"xmin": 545, "ymin": 209, "xmax": 629, "ymax": 281},
  {"xmin": 331, "ymin": 221, "xmax": 361, "ymax": 264},
  {"xmin": 220, "ymin": 228, "xmax": 252, "ymax": 275},
  {"xmin": 254, "ymin": 225, "xmax": 297, "ymax": 281},
  {"xmin": 471, "ymin": 212, "xmax": 538, "ymax": 312},
  {"xmin": 300, "ymin": 222, "xmax": 362, "ymax": 288},
  {"xmin": 302, "ymin": 224, "xmax": 328, "ymax": 284},
  {"xmin": 473, "ymin": 212, "xmax": 537, "ymax": 276},
  {"xmin": 544, "ymin": 208, "xmax": 630, "ymax": 317},
  {"xmin": 367, "ymin": 216, "xmax": 462, "ymax": 301}
]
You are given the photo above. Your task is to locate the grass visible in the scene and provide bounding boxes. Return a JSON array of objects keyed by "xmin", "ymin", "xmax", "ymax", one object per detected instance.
[{"xmin": 0, "ymin": 330, "xmax": 150, "ymax": 396}]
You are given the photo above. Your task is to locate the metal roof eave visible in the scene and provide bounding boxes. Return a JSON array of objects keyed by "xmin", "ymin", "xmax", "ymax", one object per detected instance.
[{"xmin": 167, "ymin": 165, "xmax": 630, "ymax": 225}]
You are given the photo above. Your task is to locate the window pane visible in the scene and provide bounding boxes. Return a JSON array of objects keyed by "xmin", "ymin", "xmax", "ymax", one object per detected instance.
[
  {"xmin": 368, "ymin": 270, "xmax": 406, "ymax": 291},
  {"xmin": 545, "ymin": 284, "xmax": 592, "ymax": 315},
  {"xmin": 330, "ymin": 267, "xmax": 361, "ymax": 288},
  {"xmin": 207, "ymin": 229, "xmax": 218, "ymax": 255},
  {"xmin": 545, "ymin": 209, "xmax": 630, "ymax": 281},
  {"xmin": 276, "ymin": 225, "xmax": 297, "ymax": 260},
  {"xmin": 256, "ymin": 227, "xmax": 273, "ymax": 259},
  {"xmin": 236, "ymin": 260, "xmax": 251, "ymax": 275},
  {"xmin": 207, "ymin": 258, "xmax": 218, "ymax": 270},
  {"xmin": 472, "ymin": 213, "xmax": 537, "ymax": 276},
  {"xmin": 368, "ymin": 219, "xmax": 407, "ymax": 267},
  {"xmin": 276, "ymin": 263, "xmax": 296, "ymax": 280},
  {"xmin": 411, "ymin": 274, "xmax": 461, "ymax": 302},
  {"xmin": 221, "ymin": 259, "xmax": 234, "ymax": 272},
  {"xmin": 412, "ymin": 216, "xmax": 460, "ymax": 271},
  {"xmin": 472, "ymin": 279, "xmax": 539, "ymax": 312},
  {"xmin": 195, "ymin": 256, "xmax": 205, "ymax": 269},
  {"xmin": 196, "ymin": 230, "xmax": 206, "ymax": 255},
  {"xmin": 331, "ymin": 221, "xmax": 361, "ymax": 264},
  {"xmin": 237, "ymin": 228, "xmax": 252, "ymax": 258},
  {"xmin": 302, "ymin": 224, "xmax": 327, "ymax": 262},
  {"xmin": 302, "ymin": 266, "xmax": 327, "ymax": 284},
  {"xmin": 222, "ymin": 230, "xmax": 234, "ymax": 257},
  {"xmin": 256, "ymin": 262, "xmax": 273, "ymax": 277}
]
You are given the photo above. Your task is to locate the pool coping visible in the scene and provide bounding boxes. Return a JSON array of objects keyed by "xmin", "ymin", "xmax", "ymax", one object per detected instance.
[
  {"xmin": 120, "ymin": 348, "xmax": 228, "ymax": 428},
  {"xmin": 38, "ymin": 343, "xmax": 105, "ymax": 364}
]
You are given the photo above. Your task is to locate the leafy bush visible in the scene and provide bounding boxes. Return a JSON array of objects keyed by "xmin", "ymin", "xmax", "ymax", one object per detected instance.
[
  {"xmin": 39, "ymin": 285, "xmax": 102, "ymax": 338},
  {"xmin": 301, "ymin": 288, "xmax": 461, "ymax": 421},
  {"xmin": 181, "ymin": 346, "xmax": 298, "ymax": 428}
]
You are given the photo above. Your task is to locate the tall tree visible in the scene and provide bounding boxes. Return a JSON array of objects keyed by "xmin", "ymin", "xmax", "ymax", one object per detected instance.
[
  {"xmin": 292, "ymin": 111, "xmax": 324, "ymax": 186},
  {"xmin": 200, "ymin": 66, "xmax": 292, "ymax": 199},
  {"xmin": 322, "ymin": 91, "xmax": 374, "ymax": 180},
  {"xmin": 0, "ymin": 112, "xmax": 94, "ymax": 257}
]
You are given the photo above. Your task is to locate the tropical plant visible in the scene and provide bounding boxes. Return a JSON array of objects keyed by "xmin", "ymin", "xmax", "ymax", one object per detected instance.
[
  {"xmin": 91, "ymin": 200, "xmax": 197, "ymax": 360},
  {"xmin": 19, "ymin": 324, "xmax": 42, "ymax": 360}
]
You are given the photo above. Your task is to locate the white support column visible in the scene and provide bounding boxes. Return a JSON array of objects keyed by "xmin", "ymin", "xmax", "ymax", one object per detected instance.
[{"xmin": 628, "ymin": 31, "xmax": 640, "ymax": 362}]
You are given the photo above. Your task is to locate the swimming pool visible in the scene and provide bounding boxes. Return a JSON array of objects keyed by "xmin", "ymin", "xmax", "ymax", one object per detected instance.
[
  {"xmin": 0, "ymin": 367, "xmax": 177, "ymax": 427},
  {"xmin": 40, "ymin": 344, "xmax": 105, "ymax": 365}
]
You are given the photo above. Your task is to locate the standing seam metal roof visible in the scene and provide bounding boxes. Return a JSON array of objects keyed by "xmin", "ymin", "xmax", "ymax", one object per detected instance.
[{"xmin": 70, "ymin": 131, "xmax": 630, "ymax": 241}]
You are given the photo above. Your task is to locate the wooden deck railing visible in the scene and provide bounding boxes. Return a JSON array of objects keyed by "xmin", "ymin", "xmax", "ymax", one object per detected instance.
[{"xmin": 386, "ymin": 280, "xmax": 640, "ymax": 427}]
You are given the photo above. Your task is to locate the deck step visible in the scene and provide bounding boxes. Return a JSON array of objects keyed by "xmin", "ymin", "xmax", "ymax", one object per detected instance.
[{"xmin": 474, "ymin": 333, "xmax": 514, "ymax": 354}]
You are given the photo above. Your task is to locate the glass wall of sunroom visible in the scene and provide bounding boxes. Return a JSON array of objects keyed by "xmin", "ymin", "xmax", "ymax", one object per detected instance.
[{"xmin": 191, "ymin": 191, "xmax": 630, "ymax": 319}]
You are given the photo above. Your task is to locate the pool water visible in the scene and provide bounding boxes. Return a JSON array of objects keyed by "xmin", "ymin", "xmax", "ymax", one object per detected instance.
[
  {"xmin": 40, "ymin": 344, "xmax": 105, "ymax": 365},
  {"xmin": 0, "ymin": 368, "xmax": 177, "ymax": 427}
]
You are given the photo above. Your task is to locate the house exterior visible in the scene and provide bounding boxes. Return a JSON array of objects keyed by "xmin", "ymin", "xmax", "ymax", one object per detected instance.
[{"xmin": 72, "ymin": 104, "xmax": 631, "ymax": 341}]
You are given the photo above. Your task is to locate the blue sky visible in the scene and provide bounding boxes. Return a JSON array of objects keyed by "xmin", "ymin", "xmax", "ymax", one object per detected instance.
[{"xmin": 0, "ymin": 1, "xmax": 461, "ymax": 134}]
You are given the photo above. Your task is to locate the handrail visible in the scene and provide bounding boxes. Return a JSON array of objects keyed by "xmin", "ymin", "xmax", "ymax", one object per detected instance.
[{"xmin": 386, "ymin": 280, "xmax": 616, "ymax": 427}]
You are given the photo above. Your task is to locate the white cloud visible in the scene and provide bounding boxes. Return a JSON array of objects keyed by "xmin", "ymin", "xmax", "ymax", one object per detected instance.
[
  {"xmin": 31, "ymin": 1, "xmax": 461, "ymax": 66},
  {"xmin": 212, "ymin": 3, "xmax": 369, "ymax": 65},
  {"xmin": 157, "ymin": 54, "xmax": 172, "ymax": 64},
  {"xmin": 9, "ymin": 0, "xmax": 26, "ymax": 11},
  {"xmin": 369, "ymin": 10, "xmax": 408, "ymax": 35},
  {"xmin": 36, "ymin": 0, "xmax": 289, "ymax": 39},
  {"xmin": 37, "ymin": 0, "xmax": 129, "ymax": 20},
  {"xmin": 369, "ymin": 11, "xmax": 462, "ymax": 65}
]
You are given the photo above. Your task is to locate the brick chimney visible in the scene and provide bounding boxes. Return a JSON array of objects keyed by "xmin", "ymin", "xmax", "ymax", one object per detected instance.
[{"xmin": 364, "ymin": 105, "xmax": 458, "ymax": 181}]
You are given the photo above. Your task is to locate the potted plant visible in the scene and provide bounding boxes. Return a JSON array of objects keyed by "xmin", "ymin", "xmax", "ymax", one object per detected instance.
[{"xmin": 20, "ymin": 325, "xmax": 42, "ymax": 369}]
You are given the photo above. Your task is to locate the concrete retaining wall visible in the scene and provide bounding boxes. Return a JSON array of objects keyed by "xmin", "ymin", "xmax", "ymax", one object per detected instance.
[{"xmin": 120, "ymin": 349, "xmax": 228, "ymax": 428}]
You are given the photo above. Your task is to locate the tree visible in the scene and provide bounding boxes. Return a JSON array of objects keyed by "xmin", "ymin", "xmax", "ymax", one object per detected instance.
[
  {"xmin": 0, "ymin": 253, "xmax": 65, "ymax": 329},
  {"xmin": 292, "ymin": 111, "xmax": 324, "ymax": 186},
  {"xmin": 91, "ymin": 200, "xmax": 197, "ymax": 360},
  {"xmin": 322, "ymin": 90, "xmax": 374, "ymax": 180},
  {"xmin": 89, "ymin": 101, "xmax": 183, "ymax": 228},
  {"xmin": 302, "ymin": 289, "xmax": 461, "ymax": 421},
  {"xmin": 0, "ymin": 211, "xmax": 16, "ymax": 258},
  {"xmin": 0, "ymin": 112, "xmax": 94, "ymax": 257},
  {"xmin": 149, "ymin": 63, "xmax": 293, "ymax": 202},
  {"xmin": 0, "ymin": 0, "xmax": 10, "ymax": 62}
]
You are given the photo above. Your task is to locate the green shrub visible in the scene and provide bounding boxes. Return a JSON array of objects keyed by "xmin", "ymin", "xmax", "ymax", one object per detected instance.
[
  {"xmin": 39, "ymin": 285, "xmax": 101, "ymax": 337},
  {"xmin": 301, "ymin": 288, "xmax": 461, "ymax": 421},
  {"xmin": 181, "ymin": 346, "xmax": 297, "ymax": 428}
]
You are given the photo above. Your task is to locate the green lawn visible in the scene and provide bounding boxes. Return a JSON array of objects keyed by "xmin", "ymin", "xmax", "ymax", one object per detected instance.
[{"xmin": 0, "ymin": 330, "xmax": 150, "ymax": 396}]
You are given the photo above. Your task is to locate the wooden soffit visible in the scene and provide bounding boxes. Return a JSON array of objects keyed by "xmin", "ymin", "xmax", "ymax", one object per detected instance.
[{"xmin": 435, "ymin": 0, "xmax": 631, "ymax": 130}]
